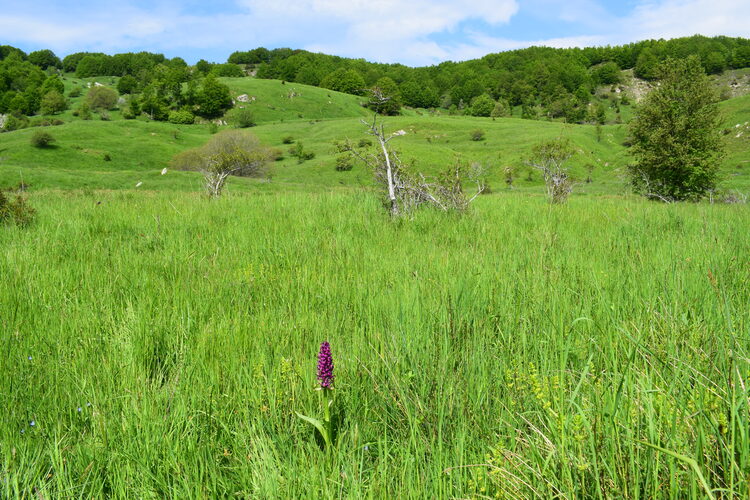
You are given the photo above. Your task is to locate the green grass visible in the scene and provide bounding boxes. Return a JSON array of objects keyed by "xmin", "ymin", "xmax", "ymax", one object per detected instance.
[
  {"xmin": 1, "ymin": 111, "xmax": 630, "ymax": 193},
  {"xmin": 4, "ymin": 108, "xmax": 749, "ymax": 195},
  {"xmin": 719, "ymin": 94, "xmax": 750, "ymax": 191},
  {"xmin": 1, "ymin": 191, "xmax": 749, "ymax": 497},
  {"xmin": 219, "ymin": 77, "xmax": 371, "ymax": 123}
]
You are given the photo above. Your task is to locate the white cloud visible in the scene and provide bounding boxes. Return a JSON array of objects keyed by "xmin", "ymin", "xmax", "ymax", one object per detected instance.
[
  {"xmin": 239, "ymin": 0, "xmax": 519, "ymax": 64},
  {"xmin": 627, "ymin": 0, "xmax": 750, "ymax": 41},
  {"xmin": 242, "ymin": 0, "xmax": 518, "ymax": 29}
]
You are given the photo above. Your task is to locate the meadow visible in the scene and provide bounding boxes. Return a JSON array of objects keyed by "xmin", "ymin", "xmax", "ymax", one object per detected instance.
[
  {"xmin": 2, "ymin": 71, "xmax": 750, "ymax": 498},
  {"xmin": 1, "ymin": 189, "xmax": 749, "ymax": 498}
]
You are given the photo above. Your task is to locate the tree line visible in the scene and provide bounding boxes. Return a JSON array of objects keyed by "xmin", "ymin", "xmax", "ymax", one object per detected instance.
[
  {"xmin": 1, "ymin": 34, "xmax": 749, "ymax": 128},
  {"xmin": 235, "ymin": 35, "xmax": 750, "ymax": 120},
  {"xmin": 0, "ymin": 45, "xmax": 235, "ymax": 129}
]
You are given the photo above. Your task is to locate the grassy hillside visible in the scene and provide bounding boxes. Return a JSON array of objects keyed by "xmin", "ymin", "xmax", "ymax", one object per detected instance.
[
  {"xmin": 720, "ymin": 93, "xmax": 750, "ymax": 191},
  {"xmin": 1, "ymin": 77, "xmax": 749, "ymax": 195},
  {"xmin": 2, "ymin": 191, "xmax": 749, "ymax": 497},
  {"xmin": 0, "ymin": 113, "xmax": 630, "ymax": 194},
  {"xmin": 250, "ymin": 115, "xmax": 631, "ymax": 194},
  {"xmin": 53, "ymin": 74, "xmax": 371, "ymax": 125},
  {"xmin": 219, "ymin": 77, "xmax": 371, "ymax": 123}
]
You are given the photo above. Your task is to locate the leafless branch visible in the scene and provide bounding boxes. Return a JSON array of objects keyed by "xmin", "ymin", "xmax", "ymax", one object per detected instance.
[
  {"xmin": 342, "ymin": 110, "xmax": 484, "ymax": 216},
  {"xmin": 634, "ymin": 169, "xmax": 675, "ymax": 203}
]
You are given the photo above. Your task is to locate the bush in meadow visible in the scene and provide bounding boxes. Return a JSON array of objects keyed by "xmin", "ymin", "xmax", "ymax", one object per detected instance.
[{"xmin": 30, "ymin": 130, "xmax": 55, "ymax": 148}]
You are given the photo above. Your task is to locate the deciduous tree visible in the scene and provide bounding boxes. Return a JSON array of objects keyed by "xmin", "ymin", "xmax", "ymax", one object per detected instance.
[
  {"xmin": 85, "ymin": 86, "xmax": 118, "ymax": 111},
  {"xmin": 170, "ymin": 130, "xmax": 274, "ymax": 197},
  {"xmin": 195, "ymin": 75, "xmax": 232, "ymax": 118},
  {"xmin": 628, "ymin": 56, "xmax": 724, "ymax": 201}
]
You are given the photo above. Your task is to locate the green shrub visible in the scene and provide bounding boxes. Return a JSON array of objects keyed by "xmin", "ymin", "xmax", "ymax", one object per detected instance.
[
  {"xmin": 30, "ymin": 130, "xmax": 56, "ymax": 148},
  {"xmin": 77, "ymin": 103, "xmax": 92, "ymax": 120},
  {"xmin": 470, "ymin": 129, "xmax": 486, "ymax": 141},
  {"xmin": 29, "ymin": 118, "xmax": 51, "ymax": 127},
  {"xmin": 0, "ymin": 191, "xmax": 37, "ymax": 227},
  {"xmin": 85, "ymin": 86, "xmax": 118, "ymax": 111},
  {"xmin": 2, "ymin": 114, "xmax": 28, "ymax": 132},
  {"xmin": 282, "ymin": 136, "xmax": 295, "ymax": 144},
  {"xmin": 469, "ymin": 94, "xmax": 496, "ymax": 117},
  {"xmin": 289, "ymin": 142, "xmax": 315, "ymax": 163},
  {"xmin": 168, "ymin": 110, "xmax": 195, "ymax": 125},
  {"xmin": 121, "ymin": 107, "xmax": 136, "ymax": 120},
  {"xmin": 490, "ymin": 99, "xmax": 510, "ymax": 118},
  {"xmin": 40, "ymin": 90, "xmax": 67, "ymax": 115},
  {"xmin": 117, "ymin": 75, "xmax": 139, "ymax": 95},
  {"xmin": 68, "ymin": 87, "xmax": 82, "ymax": 98},
  {"xmin": 210, "ymin": 63, "xmax": 245, "ymax": 78},
  {"xmin": 230, "ymin": 108, "xmax": 256, "ymax": 128},
  {"xmin": 335, "ymin": 155, "xmax": 354, "ymax": 171}
]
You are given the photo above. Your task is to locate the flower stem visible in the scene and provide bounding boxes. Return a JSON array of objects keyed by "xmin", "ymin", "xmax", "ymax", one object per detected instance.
[{"xmin": 323, "ymin": 387, "xmax": 333, "ymax": 449}]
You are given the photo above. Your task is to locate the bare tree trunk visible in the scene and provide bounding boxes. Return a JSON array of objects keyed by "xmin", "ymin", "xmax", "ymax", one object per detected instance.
[{"xmin": 376, "ymin": 127, "xmax": 399, "ymax": 216}]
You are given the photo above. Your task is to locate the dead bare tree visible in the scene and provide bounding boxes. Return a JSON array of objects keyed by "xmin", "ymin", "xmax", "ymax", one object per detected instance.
[
  {"xmin": 525, "ymin": 138, "xmax": 575, "ymax": 203},
  {"xmin": 339, "ymin": 90, "xmax": 484, "ymax": 216}
]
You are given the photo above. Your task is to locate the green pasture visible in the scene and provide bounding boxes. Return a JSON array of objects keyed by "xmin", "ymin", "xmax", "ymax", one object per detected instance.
[
  {"xmin": 1, "ymin": 71, "xmax": 750, "ymax": 498},
  {"xmin": 1, "ymin": 191, "xmax": 749, "ymax": 497}
]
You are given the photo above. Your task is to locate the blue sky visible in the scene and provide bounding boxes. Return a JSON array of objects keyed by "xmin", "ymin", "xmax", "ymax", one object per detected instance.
[{"xmin": 1, "ymin": 0, "xmax": 748, "ymax": 65}]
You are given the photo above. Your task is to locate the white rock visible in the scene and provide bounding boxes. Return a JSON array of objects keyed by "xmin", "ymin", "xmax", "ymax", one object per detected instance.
[{"xmin": 236, "ymin": 94, "xmax": 250, "ymax": 102}]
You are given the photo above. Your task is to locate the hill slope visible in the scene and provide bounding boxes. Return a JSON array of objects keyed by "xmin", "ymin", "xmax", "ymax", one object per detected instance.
[
  {"xmin": 0, "ymin": 113, "xmax": 630, "ymax": 193},
  {"xmin": 219, "ymin": 78, "xmax": 371, "ymax": 123},
  {"xmin": 1, "ymin": 84, "xmax": 749, "ymax": 194}
]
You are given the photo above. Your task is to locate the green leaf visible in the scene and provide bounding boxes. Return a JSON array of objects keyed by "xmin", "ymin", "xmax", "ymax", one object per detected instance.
[{"xmin": 295, "ymin": 412, "xmax": 331, "ymax": 448}]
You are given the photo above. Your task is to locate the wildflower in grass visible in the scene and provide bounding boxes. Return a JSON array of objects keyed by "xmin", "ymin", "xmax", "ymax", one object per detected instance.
[
  {"xmin": 30, "ymin": 421, "xmax": 35, "ymax": 427},
  {"xmin": 296, "ymin": 341, "xmax": 337, "ymax": 449},
  {"xmin": 317, "ymin": 341, "xmax": 334, "ymax": 389},
  {"xmin": 27, "ymin": 356, "xmax": 32, "ymax": 361}
]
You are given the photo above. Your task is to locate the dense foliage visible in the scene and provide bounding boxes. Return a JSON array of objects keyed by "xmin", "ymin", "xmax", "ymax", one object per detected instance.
[
  {"xmin": 628, "ymin": 57, "xmax": 724, "ymax": 201},
  {"xmin": 0, "ymin": 45, "xmax": 234, "ymax": 128},
  {"xmin": 240, "ymin": 35, "xmax": 750, "ymax": 119}
]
